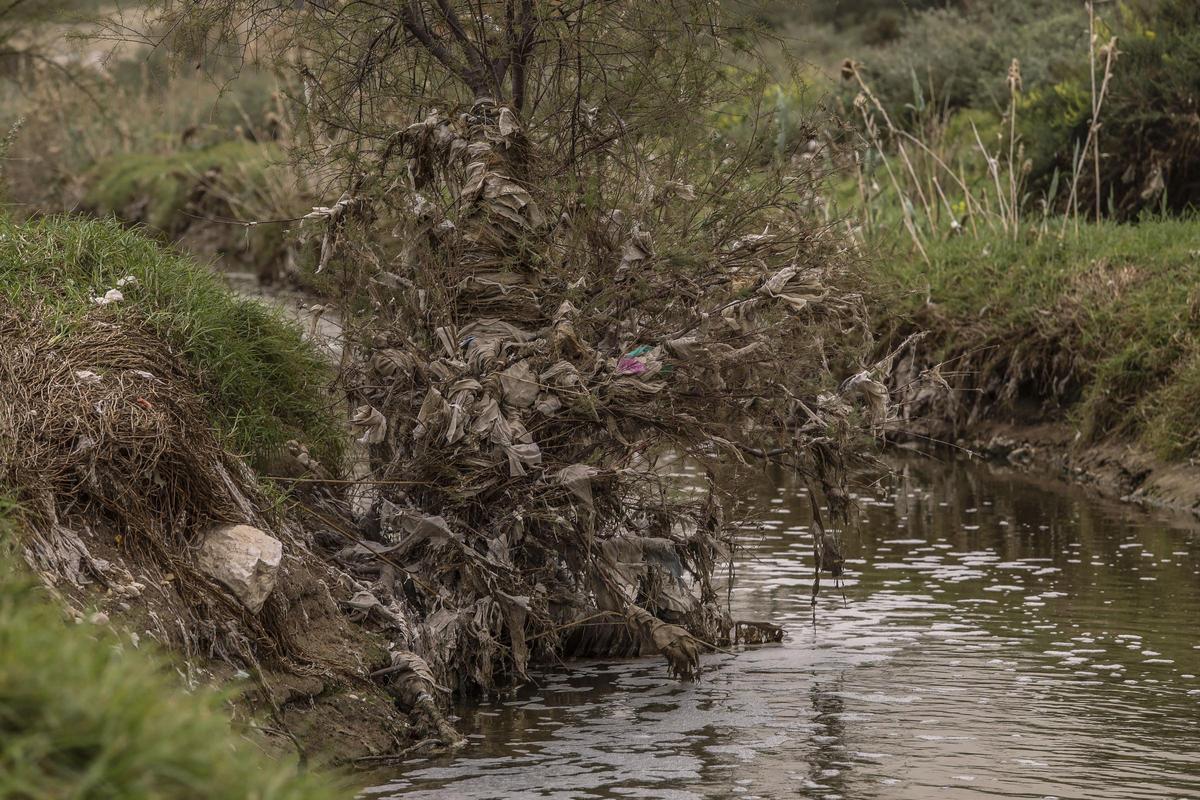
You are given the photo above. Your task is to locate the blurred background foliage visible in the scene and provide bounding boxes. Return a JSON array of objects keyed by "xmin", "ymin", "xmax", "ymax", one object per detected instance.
[
  {"xmin": 750, "ymin": 0, "xmax": 1199, "ymax": 221},
  {"xmin": 2, "ymin": 0, "xmax": 1197, "ymax": 233}
]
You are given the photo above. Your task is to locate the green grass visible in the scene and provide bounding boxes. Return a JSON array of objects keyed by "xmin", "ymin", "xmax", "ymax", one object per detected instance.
[
  {"xmin": 871, "ymin": 217, "xmax": 1200, "ymax": 458},
  {"xmin": 84, "ymin": 140, "xmax": 280, "ymax": 234},
  {"xmin": 0, "ymin": 215, "xmax": 342, "ymax": 468},
  {"xmin": 81, "ymin": 140, "xmax": 305, "ymax": 282},
  {"xmin": 0, "ymin": 509, "xmax": 345, "ymax": 800}
]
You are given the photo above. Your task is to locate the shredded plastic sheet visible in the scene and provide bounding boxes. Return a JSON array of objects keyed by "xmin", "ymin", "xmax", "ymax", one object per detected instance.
[
  {"xmin": 299, "ymin": 98, "xmax": 892, "ymax": 718},
  {"xmin": 625, "ymin": 606, "xmax": 701, "ymax": 681},
  {"xmin": 555, "ymin": 463, "xmax": 600, "ymax": 509},
  {"xmin": 350, "ymin": 404, "xmax": 387, "ymax": 444},
  {"xmin": 91, "ymin": 288, "xmax": 123, "ymax": 306},
  {"xmin": 841, "ymin": 370, "xmax": 890, "ymax": 427}
]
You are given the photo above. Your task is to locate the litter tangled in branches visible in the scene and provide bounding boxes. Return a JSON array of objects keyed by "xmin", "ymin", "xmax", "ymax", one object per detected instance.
[
  {"xmin": 156, "ymin": 1, "xmax": 901, "ymax": 735},
  {"xmin": 311, "ymin": 99, "xmax": 887, "ymax": 697}
]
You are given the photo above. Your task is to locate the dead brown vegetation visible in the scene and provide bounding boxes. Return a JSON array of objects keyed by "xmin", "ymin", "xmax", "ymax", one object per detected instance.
[{"xmin": 0, "ymin": 303, "xmax": 420, "ymax": 760}]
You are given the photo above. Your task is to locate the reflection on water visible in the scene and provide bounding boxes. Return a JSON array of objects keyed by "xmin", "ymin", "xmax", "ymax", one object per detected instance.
[{"xmin": 366, "ymin": 455, "xmax": 1200, "ymax": 799}]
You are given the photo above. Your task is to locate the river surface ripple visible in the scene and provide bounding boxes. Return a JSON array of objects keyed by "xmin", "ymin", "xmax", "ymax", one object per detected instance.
[{"xmin": 366, "ymin": 455, "xmax": 1200, "ymax": 799}]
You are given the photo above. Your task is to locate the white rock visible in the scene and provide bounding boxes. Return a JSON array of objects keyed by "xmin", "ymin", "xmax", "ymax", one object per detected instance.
[
  {"xmin": 195, "ymin": 524, "xmax": 283, "ymax": 613},
  {"xmin": 92, "ymin": 288, "xmax": 124, "ymax": 306}
]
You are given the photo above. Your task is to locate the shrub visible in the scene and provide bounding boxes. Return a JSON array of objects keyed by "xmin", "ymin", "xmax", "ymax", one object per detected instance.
[
  {"xmin": 84, "ymin": 140, "xmax": 282, "ymax": 234},
  {"xmin": 1022, "ymin": 0, "xmax": 1200, "ymax": 218},
  {"xmin": 79, "ymin": 139, "xmax": 308, "ymax": 282},
  {"xmin": 847, "ymin": 0, "xmax": 1085, "ymax": 127},
  {"xmin": 0, "ymin": 48, "xmax": 287, "ymax": 217}
]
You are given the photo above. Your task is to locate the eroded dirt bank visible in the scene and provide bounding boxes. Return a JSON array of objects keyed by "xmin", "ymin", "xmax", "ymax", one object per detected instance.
[{"xmin": 907, "ymin": 421, "xmax": 1200, "ymax": 520}]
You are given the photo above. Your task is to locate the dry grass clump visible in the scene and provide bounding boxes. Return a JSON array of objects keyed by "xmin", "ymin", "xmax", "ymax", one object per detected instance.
[
  {"xmin": 0, "ymin": 216, "xmax": 342, "ymax": 468},
  {"xmin": 0, "ymin": 221, "xmax": 425, "ymax": 758},
  {"xmin": 0, "ymin": 307, "xmax": 244, "ymax": 546},
  {"xmin": 0, "ymin": 304, "xmax": 297, "ymax": 663}
]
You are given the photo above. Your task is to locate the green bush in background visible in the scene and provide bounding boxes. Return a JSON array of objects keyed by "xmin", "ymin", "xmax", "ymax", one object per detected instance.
[
  {"xmin": 849, "ymin": 0, "xmax": 1085, "ymax": 125},
  {"xmin": 1021, "ymin": 0, "xmax": 1200, "ymax": 218}
]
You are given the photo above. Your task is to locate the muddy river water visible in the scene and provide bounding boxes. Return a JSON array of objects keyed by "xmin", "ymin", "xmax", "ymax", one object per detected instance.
[{"xmin": 366, "ymin": 454, "xmax": 1200, "ymax": 799}]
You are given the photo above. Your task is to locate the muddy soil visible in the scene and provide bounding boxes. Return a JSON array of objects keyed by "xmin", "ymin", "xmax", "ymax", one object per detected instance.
[
  {"xmin": 56, "ymin": 518, "xmax": 412, "ymax": 767},
  {"xmin": 935, "ymin": 420, "xmax": 1200, "ymax": 519}
]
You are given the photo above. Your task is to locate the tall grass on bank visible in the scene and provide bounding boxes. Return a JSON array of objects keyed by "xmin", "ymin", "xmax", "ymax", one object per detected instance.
[
  {"xmin": 873, "ymin": 217, "xmax": 1200, "ymax": 458},
  {"xmin": 0, "ymin": 509, "xmax": 344, "ymax": 800},
  {"xmin": 831, "ymin": 1, "xmax": 1120, "ymax": 255},
  {"xmin": 83, "ymin": 140, "xmax": 284, "ymax": 233},
  {"xmin": 80, "ymin": 138, "xmax": 310, "ymax": 282},
  {"xmin": 0, "ymin": 216, "xmax": 342, "ymax": 468}
]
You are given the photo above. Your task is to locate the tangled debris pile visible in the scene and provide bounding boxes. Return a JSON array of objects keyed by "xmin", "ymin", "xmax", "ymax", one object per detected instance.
[
  {"xmin": 291, "ymin": 100, "xmax": 893, "ymax": 712},
  {"xmin": 0, "ymin": 100, "xmax": 900, "ymax": 759}
]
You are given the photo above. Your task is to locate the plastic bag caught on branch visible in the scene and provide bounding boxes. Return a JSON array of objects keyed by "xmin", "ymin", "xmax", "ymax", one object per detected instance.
[
  {"xmin": 840, "ymin": 371, "xmax": 890, "ymax": 428},
  {"xmin": 350, "ymin": 404, "xmax": 387, "ymax": 445},
  {"xmin": 625, "ymin": 606, "xmax": 701, "ymax": 681},
  {"xmin": 372, "ymin": 651, "xmax": 463, "ymax": 748},
  {"xmin": 758, "ymin": 265, "xmax": 831, "ymax": 312},
  {"xmin": 554, "ymin": 464, "xmax": 600, "ymax": 510}
]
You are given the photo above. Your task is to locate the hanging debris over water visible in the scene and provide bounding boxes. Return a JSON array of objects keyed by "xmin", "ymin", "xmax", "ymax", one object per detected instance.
[{"xmin": 289, "ymin": 99, "xmax": 894, "ymax": 706}]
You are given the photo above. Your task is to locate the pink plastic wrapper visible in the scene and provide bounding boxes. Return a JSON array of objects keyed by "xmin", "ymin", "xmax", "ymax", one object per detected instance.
[{"xmin": 616, "ymin": 357, "xmax": 648, "ymax": 375}]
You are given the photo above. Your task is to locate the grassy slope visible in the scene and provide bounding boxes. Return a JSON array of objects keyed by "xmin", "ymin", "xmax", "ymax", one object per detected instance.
[
  {"xmin": 0, "ymin": 215, "xmax": 341, "ymax": 468},
  {"xmin": 873, "ymin": 218, "xmax": 1200, "ymax": 458},
  {"xmin": 0, "ymin": 509, "xmax": 343, "ymax": 800},
  {"xmin": 84, "ymin": 140, "xmax": 279, "ymax": 232}
]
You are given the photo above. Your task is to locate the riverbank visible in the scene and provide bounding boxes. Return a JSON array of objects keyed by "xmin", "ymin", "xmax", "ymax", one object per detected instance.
[
  {"xmin": 0, "ymin": 216, "xmax": 411, "ymax": 770},
  {"xmin": 0, "ymin": 529, "xmax": 349, "ymax": 800},
  {"xmin": 954, "ymin": 421, "xmax": 1200, "ymax": 519},
  {"xmin": 872, "ymin": 218, "xmax": 1200, "ymax": 516}
]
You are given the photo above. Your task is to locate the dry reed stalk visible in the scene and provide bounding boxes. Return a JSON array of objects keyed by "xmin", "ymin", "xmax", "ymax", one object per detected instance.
[
  {"xmin": 971, "ymin": 119, "xmax": 1010, "ymax": 236},
  {"xmin": 845, "ymin": 62, "xmax": 1013, "ymax": 243},
  {"xmin": 1063, "ymin": 20, "xmax": 1118, "ymax": 236},
  {"xmin": 1007, "ymin": 59, "xmax": 1023, "ymax": 239},
  {"xmin": 1088, "ymin": 1, "xmax": 1102, "ymax": 223},
  {"xmin": 849, "ymin": 80, "xmax": 929, "ymax": 259},
  {"xmin": 847, "ymin": 63, "xmax": 936, "ymax": 226}
]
